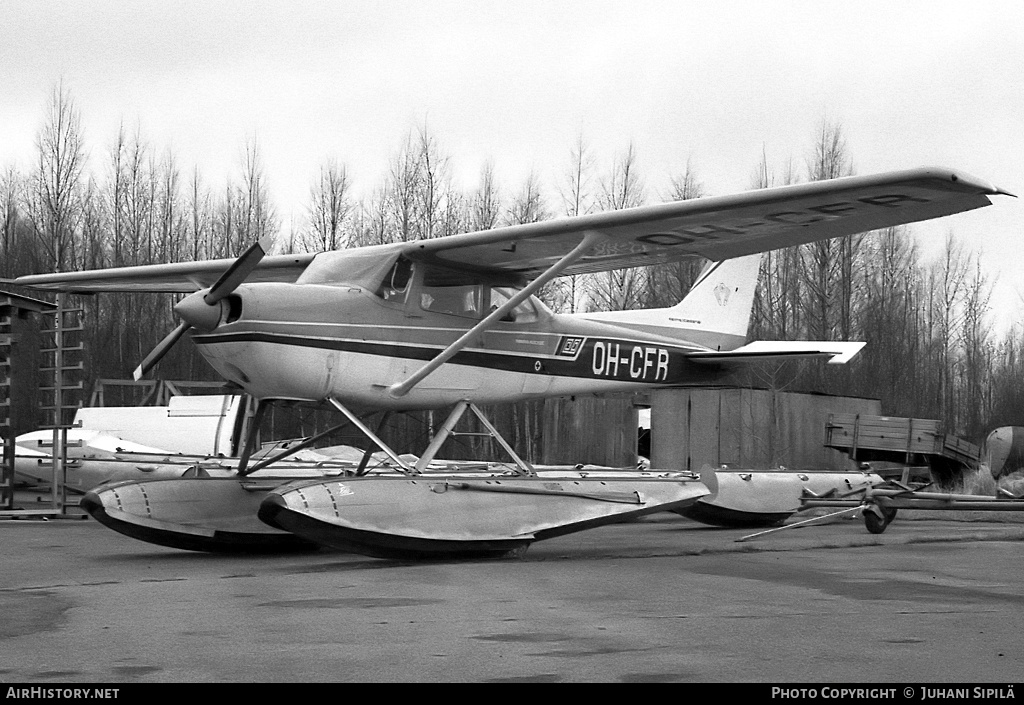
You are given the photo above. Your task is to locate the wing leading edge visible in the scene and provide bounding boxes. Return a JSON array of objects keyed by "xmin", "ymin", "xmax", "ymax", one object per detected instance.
[
  {"xmin": 16, "ymin": 252, "xmax": 317, "ymax": 293},
  {"xmin": 15, "ymin": 167, "xmax": 1011, "ymax": 292},
  {"xmin": 410, "ymin": 167, "xmax": 1010, "ymax": 279}
]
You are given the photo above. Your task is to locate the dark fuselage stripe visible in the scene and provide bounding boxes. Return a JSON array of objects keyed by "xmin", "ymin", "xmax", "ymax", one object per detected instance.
[{"xmin": 194, "ymin": 331, "xmax": 705, "ymax": 384}]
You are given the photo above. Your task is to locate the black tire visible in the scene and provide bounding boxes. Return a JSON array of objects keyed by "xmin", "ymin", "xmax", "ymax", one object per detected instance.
[{"xmin": 863, "ymin": 506, "xmax": 897, "ymax": 534}]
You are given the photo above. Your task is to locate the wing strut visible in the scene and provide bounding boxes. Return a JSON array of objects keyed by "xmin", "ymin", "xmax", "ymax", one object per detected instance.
[{"xmin": 389, "ymin": 230, "xmax": 608, "ymax": 398}]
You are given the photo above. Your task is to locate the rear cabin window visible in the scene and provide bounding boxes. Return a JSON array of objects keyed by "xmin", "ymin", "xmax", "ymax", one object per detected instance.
[{"xmin": 490, "ymin": 286, "xmax": 539, "ymax": 323}]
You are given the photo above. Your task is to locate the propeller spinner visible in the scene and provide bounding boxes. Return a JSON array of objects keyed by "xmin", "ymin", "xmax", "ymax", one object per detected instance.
[{"xmin": 133, "ymin": 238, "xmax": 272, "ymax": 381}]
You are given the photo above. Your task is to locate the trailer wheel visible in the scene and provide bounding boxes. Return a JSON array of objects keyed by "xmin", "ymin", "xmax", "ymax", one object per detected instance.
[{"xmin": 864, "ymin": 506, "xmax": 897, "ymax": 534}]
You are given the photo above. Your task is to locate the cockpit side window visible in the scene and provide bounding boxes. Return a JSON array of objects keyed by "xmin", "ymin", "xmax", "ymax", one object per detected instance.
[
  {"xmin": 420, "ymin": 283, "xmax": 483, "ymax": 318},
  {"xmin": 410, "ymin": 264, "xmax": 542, "ymax": 322},
  {"xmin": 414, "ymin": 266, "xmax": 481, "ymax": 319},
  {"xmin": 376, "ymin": 257, "xmax": 414, "ymax": 303}
]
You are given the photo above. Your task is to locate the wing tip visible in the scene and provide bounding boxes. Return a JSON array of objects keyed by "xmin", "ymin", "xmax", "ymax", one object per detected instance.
[{"xmin": 915, "ymin": 166, "xmax": 1014, "ymax": 198}]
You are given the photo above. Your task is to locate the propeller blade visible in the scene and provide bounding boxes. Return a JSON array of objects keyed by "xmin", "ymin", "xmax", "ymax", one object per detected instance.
[
  {"xmin": 204, "ymin": 236, "xmax": 273, "ymax": 304},
  {"xmin": 133, "ymin": 321, "xmax": 192, "ymax": 381},
  {"xmin": 135, "ymin": 238, "xmax": 270, "ymax": 380}
]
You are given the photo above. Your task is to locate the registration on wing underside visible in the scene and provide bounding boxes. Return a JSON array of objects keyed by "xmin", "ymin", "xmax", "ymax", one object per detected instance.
[
  {"xmin": 556, "ymin": 192, "xmax": 945, "ymax": 273},
  {"xmin": 621, "ymin": 193, "xmax": 933, "ymax": 249},
  {"xmin": 587, "ymin": 240, "xmax": 652, "ymax": 257}
]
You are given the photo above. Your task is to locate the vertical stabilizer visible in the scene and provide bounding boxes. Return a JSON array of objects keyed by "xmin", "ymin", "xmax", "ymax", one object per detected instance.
[
  {"xmin": 580, "ymin": 254, "xmax": 763, "ymax": 350},
  {"xmin": 668, "ymin": 254, "xmax": 763, "ymax": 342}
]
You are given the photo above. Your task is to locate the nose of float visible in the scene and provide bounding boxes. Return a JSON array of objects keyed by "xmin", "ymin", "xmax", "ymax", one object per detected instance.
[{"xmin": 174, "ymin": 289, "xmax": 223, "ymax": 332}]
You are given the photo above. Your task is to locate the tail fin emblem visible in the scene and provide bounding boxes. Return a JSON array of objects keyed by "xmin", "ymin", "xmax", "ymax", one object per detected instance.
[{"xmin": 714, "ymin": 283, "xmax": 731, "ymax": 306}]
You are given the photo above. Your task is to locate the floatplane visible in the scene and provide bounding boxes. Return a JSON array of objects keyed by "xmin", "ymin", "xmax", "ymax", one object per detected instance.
[{"xmin": 16, "ymin": 167, "xmax": 1011, "ymax": 558}]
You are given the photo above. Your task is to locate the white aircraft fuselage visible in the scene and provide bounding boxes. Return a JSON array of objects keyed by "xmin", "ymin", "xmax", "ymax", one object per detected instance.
[{"xmin": 192, "ymin": 281, "xmax": 725, "ymax": 410}]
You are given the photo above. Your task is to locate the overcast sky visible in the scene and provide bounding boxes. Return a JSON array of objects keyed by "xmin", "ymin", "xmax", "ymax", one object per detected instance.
[{"xmin": 2, "ymin": 0, "xmax": 1022, "ymax": 328}]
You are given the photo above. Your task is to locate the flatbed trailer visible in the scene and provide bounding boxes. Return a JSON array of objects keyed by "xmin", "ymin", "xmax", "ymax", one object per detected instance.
[{"xmin": 824, "ymin": 413, "xmax": 979, "ymax": 483}]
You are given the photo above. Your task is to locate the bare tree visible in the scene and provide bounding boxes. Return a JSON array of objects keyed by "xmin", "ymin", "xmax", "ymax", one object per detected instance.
[
  {"xmin": 589, "ymin": 143, "xmax": 647, "ymax": 311},
  {"xmin": 78, "ymin": 176, "xmax": 107, "ymax": 271},
  {"xmin": 801, "ymin": 119, "xmax": 856, "ymax": 344},
  {"xmin": 440, "ymin": 188, "xmax": 467, "ymax": 239},
  {"xmin": 0, "ymin": 166, "xmax": 33, "ymax": 277},
  {"xmin": 388, "ymin": 131, "xmax": 423, "ymax": 242},
  {"xmin": 989, "ymin": 323, "xmax": 1024, "ymax": 429},
  {"xmin": 598, "ymin": 141, "xmax": 645, "ymax": 211},
  {"xmin": 30, "ymin": 80, "xmax": 86, "ymax": 270},
  {"xmin": 468, "ymin": 159, "xmax": 502, "ymax": 232},
  {"xmin": 559, "ymin": 131, "xmax": 596, "ymax": 219},
  {"xmin": 187, "ymin": 166, "xmax": 211, "ymax": 261},
  {"xmin": 919, "ymin": 232, "xmax": 971, "ymax": 425},
  {"xmin": 855, "ymin": 225, "xmax": 923, "ymax": 414},
  {"xmin": 350, "ymin": 184, "xmax": 392, "ymax": 247},
  {"xmin": 306, "ymin": 158, "xmax": 352, "ymax": 252},
  {"xmin": 547, "ymin": 133, "xmax": 597, "ymax": 313},
  {"xmin": 106, "ymin": 124, "xmax": 128, "ymax": 266},
  {"xmin": 121, "ymin": 127, "xmax": 152, "ymax": 265},
  {"xmin": 665, "ymin": 154, "xmax": 706, "ymax": 203},
  {"xmin": 415, "ymin": 123, "xmax": 454, "ymax": 239},
  {"xmin": 505, "ymin": 171, "xmax": 548, "ymax": 225},
  {"xmin": 646, "ymin": 155, "xmax": 707, "ymax": 308},
  {"xmin": 237, "ymin": 137, "xmax": 279, "ymax": 248},
  {"xmin": 212, "ymin": 179, "xmax": 237, "ymax": 258},
  {"xmin": 156, "ymin": 149, "xmax": 185, "ymax": 262},
  {"xmin": 759, "ymin": 157, "xmax": 803, "ymax": 341},
  {"xmin": 959, "ymin": 256, "xmax": 993, "ymax": 437}
]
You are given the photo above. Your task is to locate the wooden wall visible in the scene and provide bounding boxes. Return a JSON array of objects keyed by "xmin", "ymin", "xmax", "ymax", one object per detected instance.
[
  {"xmin": 258, "ymin": 396, "xmax": 639, "ymax": 468},
  {"xmin": 650, "ymin": 387, "xmax": 881, "ymax": 472},
  {"xmin": 538, "ymin": 396, "xmax": 638, "ymax": 467},
  {"xmin": 376, "ymin": 397, "xmax": 639, "ymax": 468}
]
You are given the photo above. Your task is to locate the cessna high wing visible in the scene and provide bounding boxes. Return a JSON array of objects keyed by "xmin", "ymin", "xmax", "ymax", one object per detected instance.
[{"xmin": 13, "ymin": 166, "xmax": 1012, "ymax": 558}]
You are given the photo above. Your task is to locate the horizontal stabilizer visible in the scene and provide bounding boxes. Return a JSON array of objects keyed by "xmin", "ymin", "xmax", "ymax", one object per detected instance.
[{"xmin": 688, "ymin": 341, "xmax": 865, "ymax": 365}]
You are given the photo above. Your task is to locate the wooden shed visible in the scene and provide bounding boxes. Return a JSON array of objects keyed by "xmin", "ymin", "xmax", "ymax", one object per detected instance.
[{"xmin": 650, "ymin": 387, "xmax": 882, "ymax": 473}]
